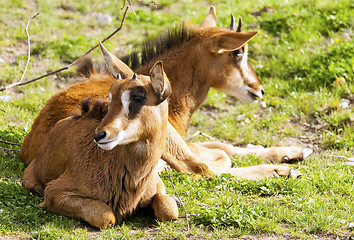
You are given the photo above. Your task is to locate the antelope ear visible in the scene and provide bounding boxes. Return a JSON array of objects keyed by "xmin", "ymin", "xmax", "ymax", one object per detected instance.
[
  {"xmin": 98, "ymin": 41, "xmax": 134, "ymax": 79},
  {"xmin": 149, "ymin": 61, "xmax": 171, "ymax": 104},
  {"xmin": 200, "ymin": 6, "xmax": 217, "ymax": 28},
  {"xmin": 207, "ymin": 31, "xmax": 257, "ymax": 54}
]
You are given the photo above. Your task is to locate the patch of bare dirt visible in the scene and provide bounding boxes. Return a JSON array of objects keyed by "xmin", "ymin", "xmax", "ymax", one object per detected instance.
[
  {"xmin": 199, "ymin": 104, "xmax": 227, "ymax": 120},
  {"xmin": 1, "ymin": 41, "xmax": 29, "ymax": 66}
]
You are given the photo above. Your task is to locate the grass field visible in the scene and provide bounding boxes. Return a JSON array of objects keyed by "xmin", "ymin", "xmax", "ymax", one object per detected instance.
[{"xmin": 0, "ymin": 0, "xmax": 353, "ymax": 239}]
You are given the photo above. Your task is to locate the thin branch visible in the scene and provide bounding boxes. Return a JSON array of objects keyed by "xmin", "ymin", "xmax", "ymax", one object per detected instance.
[
  {"xmin": 127, "ymin": 0, "xmax": 136, "ymax": 16},
  {"xmin": 0, "ymin": 6, "xmax": 130, "ymax": 92},
  {"xmin": 145, "ymin": 227, "xmax": 160, "ymax": 233},
  {"xmin": 186, "ymin": 131, "xmax": 216, "ymax": 141},
  {"xmin": 136, "ymin": 0, "xmax": 158, "ymax": 8},
  {"xmin": 150, "ymin": 1, "xmax": 158, "ymax": 8},
  {"xmin": 165, "ymin": 168, "xmax": 190, "ymax": 232},
  {"xmin": 0, "ymin": 147, "xmax": 20, "ymax": 152},
  {"xmin": 119, "ymin": 0, "xmax": 126, "ymax": 11},
  {"xmin": 0, "ymin": 109, "xmax": 6, "ymax": 113},
  {"xmin": 19, "ymin": 12, "xmax": 40, "ymax": 84},
  {"xmin": 0, "ymin": 140, "xmax": 22, "ymax": 146},
  {"xmin": 328, "ymin": 154, "xmax": 349, "ymax": 160}
]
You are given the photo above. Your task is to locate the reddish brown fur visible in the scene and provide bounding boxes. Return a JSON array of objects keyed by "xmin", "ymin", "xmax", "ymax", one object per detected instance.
[
  {"xmin": 21, "ymin": 25, "xmax": 259, "ymax": 164},
  {"xmin": 22, "ymin": 8, "xmax": 306, "ymax": 182},
  {"xmin": 21, "ymin": 72, "xmax": 115, "ymax": 164},
  {"xmin": 22, "ymin": 70, "xmax": 178, "ymax": 228}
]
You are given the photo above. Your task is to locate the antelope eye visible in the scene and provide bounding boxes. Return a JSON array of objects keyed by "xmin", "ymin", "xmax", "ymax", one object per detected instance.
[
  {"xmin": 130, "ymin": 86, "xmax": 147, "ymax": 106},
  {"xmin": 132, "ymin": 94, "xmax": 146, "ymax": 103}
]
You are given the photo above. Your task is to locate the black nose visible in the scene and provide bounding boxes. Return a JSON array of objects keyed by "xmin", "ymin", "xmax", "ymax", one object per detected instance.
[
  {"xmin": 261, "ymin": 89, "xmax": 265, "ymax": 96},
  {"xmin": 94, "ymin": 131, "xmax": 106, "ymax": 142}
]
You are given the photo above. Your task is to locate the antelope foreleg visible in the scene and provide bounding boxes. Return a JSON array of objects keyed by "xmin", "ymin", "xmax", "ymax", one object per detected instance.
[
  {"xmin": 41, "ymin": 178, "xmax": 116, "ymax": 228},
  {"xmin": 164, "ymin": 123, "xmax": 216, "ymax": 176},
  {"xmin": 22, "ymin": 160, "xmax": 45, "ymax": 196},
  {"xmin": 150, "ymin": 176, "xmax": 178, "ymax": 221},
  {"xmin": 152, "ymin": 192, "xmax": 179, "ymax": 221}
]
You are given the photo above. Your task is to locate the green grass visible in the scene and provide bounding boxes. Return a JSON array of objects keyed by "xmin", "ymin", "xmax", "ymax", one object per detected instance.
[{"xmin": 1, "ymin": 0, "xmax": 353, "ymax": 239}]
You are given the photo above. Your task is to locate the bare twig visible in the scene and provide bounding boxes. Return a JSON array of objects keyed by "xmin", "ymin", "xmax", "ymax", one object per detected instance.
[
  {"xmin": 0, "ymin": 109, "xmax": 6, "ymax": 113},
  {"xmin": 0, "ymin": 6, "xmax": 130, "ymax": 92},
  {"xmin": 136, "ymin": 0, "xmax": 158, "ymax": 8},
  {"xmin": 145, "ymin": 227, "xmax": 160, "ymax": 233},
  {"xmin": 119, "ymin": 0, "xmax": 126, "ymax": 10},
  {"xmin": 328, "ymin": 154, "xmax": 349, "ymax": 160},
  {"xmin": 0, "ymin": 13, "xmax": 39, "ymax": 91},
  {"xmin": 165, "ymin": 168, "xmax": 190, "ymax": 232},
  {"xmin": 0, "ymin": 140, "xmax": 22, "ymax": 146},
  {"xmin": 0, "ymin": 147, "xmax": 20, "ymax": 152},
  {"xmin": 186, "ymin": 131, "xmax": 216, "ymax": 141},
  {"xmin": 328, "ymin": 154, "xmax": 354, "ymax": 163},
  {"xmin": 150, "ymin": 1, "xmax": 158, "ymax": 8},
  {"xmin": 127, "ymin": 0, "xmax": 136, "ymax": 16},
  {"xmin": 19, "ymin": 12, "xmax": 40, "ymax": 84}
]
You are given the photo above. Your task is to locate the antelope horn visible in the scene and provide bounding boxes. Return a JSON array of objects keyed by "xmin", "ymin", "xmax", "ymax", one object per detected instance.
[
  {"xmin": 236, "ymin": 16, "xmax": 242, "ymax": 32},
  {"xmin": 132, "ymin": 73, "xmax": 137, "ymax": 80},
  {"xmin": 229, "ymin": 14, "xmax": 236, "ymax": 31}
]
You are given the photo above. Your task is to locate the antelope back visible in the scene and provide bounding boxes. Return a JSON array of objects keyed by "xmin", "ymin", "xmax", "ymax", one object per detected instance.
[{"xmin": 94, "ymin": 43, "xmax": 171, "ymax": 150}]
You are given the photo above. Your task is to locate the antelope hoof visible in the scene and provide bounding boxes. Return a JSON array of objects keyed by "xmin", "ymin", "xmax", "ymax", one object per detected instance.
[
  {"xmin": 303, "ymin": 148, "xmax": 313, "ymax": 159},
  {"xmin": 289, "ymin": 169, "xmax": 302, "ymax": 179},
  {"xmin": 90, "ymin": 211, "xmax": 116, "ymax": 229},
  {"xmin": 266, "ymin": 147, "xmax": 313, "ymax": 163}
]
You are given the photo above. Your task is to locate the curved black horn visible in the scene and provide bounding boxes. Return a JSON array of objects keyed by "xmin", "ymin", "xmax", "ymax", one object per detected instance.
[
  {"xmin": 229, "ymin": 14, "xmax": 236, "ymax": 31},
  {"xmin": 236, "ymin": 16, "xmax": 242, "ymax": 32}
]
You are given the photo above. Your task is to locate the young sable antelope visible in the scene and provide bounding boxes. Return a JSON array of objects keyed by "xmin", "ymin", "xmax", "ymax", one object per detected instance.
[{"xmin": 22, "ymin": 45, "xmax": 178, "ymax": 228}]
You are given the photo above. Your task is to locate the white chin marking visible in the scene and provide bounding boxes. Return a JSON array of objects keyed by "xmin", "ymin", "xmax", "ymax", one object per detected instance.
[
  {"xmin": 97, "ymin": 137, "xmax": 135, "ymax": 150},
  {"xmin": 97, "ymin": 142, "xmax": 116, "ymax": 151}
]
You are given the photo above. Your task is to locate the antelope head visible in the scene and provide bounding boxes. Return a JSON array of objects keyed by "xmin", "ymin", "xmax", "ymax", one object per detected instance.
[
  {"xmin": 200, "ymin": 7, "xmax": 264, "ymax": 104},
  {"xmin": 94, "ymin": 42, "xmax": 171, "ymax": 150}
]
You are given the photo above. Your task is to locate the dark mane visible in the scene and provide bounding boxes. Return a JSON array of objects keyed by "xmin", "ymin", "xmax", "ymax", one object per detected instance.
[
  {"xmin": 120, "ymin": 24, "xmax": 194, "ymax": 70},
  {"xmin": 76, "ymin": 57, "xmax": 95, "ymax": 78}
]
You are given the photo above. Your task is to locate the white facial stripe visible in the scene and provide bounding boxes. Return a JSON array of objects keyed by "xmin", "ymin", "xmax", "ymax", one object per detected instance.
[
  {"xmin": 110, "ymin": 90, "xmax": 130, "ymax": 130},
  {"xmin": 121, "ymin": 90, "xmax": 130, "ymax": 115},
  {"xmin": 108, "ymin": 92, "xmax": 112, "ymax": 102},
  {"xmin": 243, "ymin": 44, "xmax": 248, "ymax": 58},
  {"xmin": 240, "ymin": 51, "xmax": 248, "ymax": 72}
]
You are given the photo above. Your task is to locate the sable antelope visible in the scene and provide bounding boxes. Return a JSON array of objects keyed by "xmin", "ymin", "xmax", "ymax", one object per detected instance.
[
  {"xmin": 22, "ymin": 53, "xmax": 178, "ymax": 228},
  {"xmin": 21, "ymin": 7, "xmax": 309, "ymax": 180}
]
